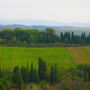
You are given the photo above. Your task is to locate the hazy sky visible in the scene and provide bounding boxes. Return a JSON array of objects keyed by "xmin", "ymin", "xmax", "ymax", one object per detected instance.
[{"xmin": 0, "ymin": 0, "xmax": 90, "ymax": 23}]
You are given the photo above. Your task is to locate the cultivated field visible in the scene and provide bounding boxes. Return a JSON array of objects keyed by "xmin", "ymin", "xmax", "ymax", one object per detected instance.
[{"xmin": 0, "ymin": 47, "xmax": 90, "ymax": 70}]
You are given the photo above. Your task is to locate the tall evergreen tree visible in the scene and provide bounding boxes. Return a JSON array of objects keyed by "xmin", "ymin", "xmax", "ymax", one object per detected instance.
[
  {"xmin": 60, "ymin": 32, "xmax": 64, "ymax": 43},
  {"xmin": 30, "ymin": 63, "xmax": 34, "ymax": 82},
  {"xmin": 50, "ymin": 65, "xmax": 58, "ymax": 85},
  {"xmin": 50, "ymin": 66, "xmax": 54, "ymax": 84},
  {"xmin": 21, "ymin": 65, "xmax": 29, "ymax": 83},
  {"xmin": 81, "ymin": 32, "xmax": 86, "ymax": 43},
  {"xmin": 54, "ymin": 64, "xmax": 58, "ymax": 83},
  {"xmin": 71, "ymin": 32, "xmax": 75, "ymax": 43},
  {"xmin": 12, "ymin": 66, "xmax": 23, "ymax": 90},
  {"xmin": 33, "ymin": 69, "xmax": 39, "ymax": 83},
  {"xmin": 87, "ymin": 32, "xmax": 90, "ymax": 43},
  {"xmin": 38, "ymin": 58, "xmax": 47, "ymax": 80}
]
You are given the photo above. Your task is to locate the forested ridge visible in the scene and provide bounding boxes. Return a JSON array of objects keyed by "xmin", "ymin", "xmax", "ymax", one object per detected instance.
[{"xmin": 0, "ymin": 28, "xmax": 90, "ymax": 46}]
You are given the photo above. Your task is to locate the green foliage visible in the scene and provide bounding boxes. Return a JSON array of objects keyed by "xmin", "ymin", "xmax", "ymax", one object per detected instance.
[
  {"xmin": 60, "ymin": 81, "xmax": 72, "ymax": 90},
  {"xmin": 0, "ymin": 82, "xmax": 7, "ymax": 90},
  {"xmin": 45, "ymin": 28, "xmax": 56, "ymax": 35},
  {"xmin": 50, "ymin": 65, "xmax": 58, "ymax": 85},
  {"xmin": 21, "ymin": 66, "xmax": 29, "ymax": 83},
  {"xmin": 0, "ymin": 28, "xmax": 89, "ymax": 46},
  {"xmin": 80, "ymin": 87, "xmax": 87, "ymax": 90},
  {"xmin": 30, "ymin": 63, "xmax": 35, "ymax": 82},
  {"xmin": 33, "ymin": 69, "xmax": 39, "ymax": 83},
  {"xmin": 64, "ymin": 38, "xmax": 69, "ymax": 43},
  {"xmin": 77, "ymin": 64, "xmax": 90, "ymax": 82},
  {"xmin": 50, "ymin": 66, "xmax": 54, "ymax": 84},
  {"xmin": 0, "ymin": 63, "xmax": 90, "ymax": 89},
  {"xmin": 60, "ymin": 32, "xmax": 63, "ymax": 43},
  {"xmin": 38, "ymin": 58, "xmax": 47, "ymax": 81},
  {"xmin": 12, "ymin": 66, "xmax": 23, "ymax": 90}
]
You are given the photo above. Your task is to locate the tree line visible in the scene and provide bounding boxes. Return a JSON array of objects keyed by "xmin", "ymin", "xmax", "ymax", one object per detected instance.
[
  {"xmin": 0, "ymin": 58, "xmax": 90, "ymax": 90},
  {"xmin": 0, "ymin": 28, "xmax": 90, "ymax": 46},
  {"xmin": 0, "ymin": 58, "xmax": 58, "ymax": 90}
]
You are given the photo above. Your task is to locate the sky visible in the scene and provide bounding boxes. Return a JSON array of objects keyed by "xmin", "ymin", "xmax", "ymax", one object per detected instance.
[{"xmin": 0, "ymin": 0, "xmax": 90, "ymax": 23}]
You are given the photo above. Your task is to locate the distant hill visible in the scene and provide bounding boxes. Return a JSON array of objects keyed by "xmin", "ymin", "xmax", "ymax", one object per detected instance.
[
  {"xmin": 0, "ymin": 19, "xmax": 90, "ymax": 27},
  {"xmin": 0, "ymin": 25, "xmax": 32, "ymax": 30},
  {"xmin": 0, "ymin": 24, "xmax": 90, "ymax": 36},
  {"xmin": 0, "ymin": 19, "xmax": 61, "ymax": 26},
  {"xmin": 0, "ymin": 19, "xmax": 90, "ymax": 35}
]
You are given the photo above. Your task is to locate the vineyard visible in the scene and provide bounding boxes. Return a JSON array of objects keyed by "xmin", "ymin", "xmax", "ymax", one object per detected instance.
[{"xmin": 0, "ymin": 47, "xmax": 90, "ymax": 70}]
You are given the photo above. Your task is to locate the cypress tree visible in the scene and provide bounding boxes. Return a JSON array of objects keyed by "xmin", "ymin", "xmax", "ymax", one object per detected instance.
[
  {"xmin": 21, "ymin": 65, "xmax": 29, "ymax": 83},
  {"xmin": 50, "ymin": 65, "xmax": 58, "ymax": 85},
  {"xmin": 12, "ymin": 66, "xmax": 23, "ymax": 90},
  {"xmin": 50, "ymin": 66, "xmax": 54, "ymax": 84},
  {"xmin": 30, "ymin": 63, "xmax": 34, "ymax": 83},
  {"xmin": 38, "ymin": 58, "xmax": 47, "ymax": 80},
  {"xmin": 33, "ymin": 69, "xmax": 39, "ymax": 83},
  {"xmin": 60, "ymin": 32, "xmax": 63, "ymax": 43},
  {"xmin": 71, "ymin": 32, "xmax": 75, "ymax": 43},
  {"xmin": 54, "ymin": 64, "xmax": 58, "ymax": 83}
]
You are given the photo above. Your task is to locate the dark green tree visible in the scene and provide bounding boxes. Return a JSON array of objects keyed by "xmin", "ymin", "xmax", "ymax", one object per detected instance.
[
  {"xmin": 29, "ymin": 63, "xmax": 39, "ymax": 83},
  {"xmin": 60, "ymin": 32, "xmax": 64, "ymax": 43},
  {"xmin": 50, "ymin": 65, "xmax": 58, "ymax": 85},
  {"xmin": 50, "ymin": 66, "xmax": 54, "ymax": 84},
  {"xmin": 0, "ymin": 82, "xmax": 6, "ymax": 90},
  {"xmin": 71, "ymin": 32, "xmax": 75, "ymax": 43},
  {"xmin": 45, "ymin": 28, "xmax": 56, "ymax": 35},
  {"xmin": 12, "ymin": 66, "xmax": 23, "ymax": 90},
  {"xmin": 54, "ymin": 64, "xmax": 58, "ymax": 83},
  {"xmin": 81, "ymin": 32, "xmax": 86, "ymax": 43},
  {"xmin": 21, "ymin": 66, "xmax": 29, "ymax": 83},
  {"xmin": 87, "ymin": 32, "xmax": 90, "ymax": 43},
  {"xmin": 38, "ymin": 58, "xmax": 47, "ymax": 80},
  {"xmin": 30, "ymin": 63, "xmax": 34, "ymax": 83},
  {"xmin": 33, "ymin": 69, "xmax": 39, "ymax": 83}
]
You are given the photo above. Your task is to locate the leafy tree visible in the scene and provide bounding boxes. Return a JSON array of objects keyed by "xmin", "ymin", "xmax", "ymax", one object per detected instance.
[
  {"xmin": 45, "ymin": 28, "xmax": 56, "ymax": 35},
  {"xmin": 0, "ymin": 28, "xmax": 90, "ymax": 45}
]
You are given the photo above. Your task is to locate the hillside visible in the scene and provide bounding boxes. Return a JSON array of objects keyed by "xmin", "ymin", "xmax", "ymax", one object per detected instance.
[{"xmin": 0, "ymin": 19, "xmax": 90, "ymax": 27}]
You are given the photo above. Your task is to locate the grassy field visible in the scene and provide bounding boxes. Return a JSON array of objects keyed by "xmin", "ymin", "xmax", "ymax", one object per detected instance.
[{"xmin": 0, "ymin": 47, "xmax": 90, "ymax": 70}]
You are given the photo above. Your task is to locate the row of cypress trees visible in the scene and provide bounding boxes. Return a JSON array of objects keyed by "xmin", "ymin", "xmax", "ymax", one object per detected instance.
[{"xmin": 12, "ymin": 58, "xmax": 58, "ymax": 90}]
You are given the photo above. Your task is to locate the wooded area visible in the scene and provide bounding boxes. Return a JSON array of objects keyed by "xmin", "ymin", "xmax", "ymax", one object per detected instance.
[{"xmin": 0, "ymin": 28, "xmax": 90, "ymax": 46}]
